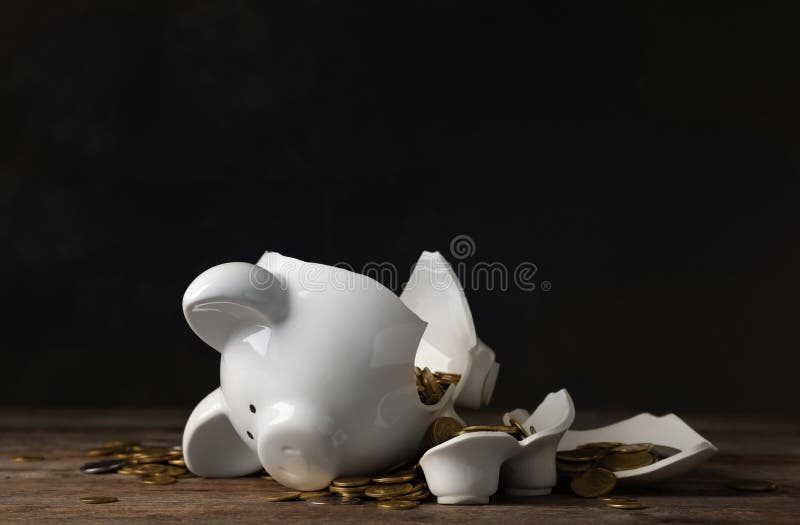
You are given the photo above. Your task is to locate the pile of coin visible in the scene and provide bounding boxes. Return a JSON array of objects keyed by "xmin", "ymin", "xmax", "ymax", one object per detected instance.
[
  {"xmin": 415, "ymin": 367, "xmax": 461, "ymax": 405},
  {"xmin": 79, "ymin": 440, "xmax": 192, "ymax": 486},
  {"xmin": 422, "ymin": 415, "xmax": 534, "ymax": 451},
  {"xmin": 263, "ymin": 463, "xmax": 431, "ymax": 509},
  {"xmin": 557, "ymin": 441, "xmax": 677, "ymax": 500}
]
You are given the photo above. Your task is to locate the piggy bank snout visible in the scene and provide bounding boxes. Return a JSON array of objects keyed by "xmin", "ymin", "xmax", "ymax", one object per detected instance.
[{"xmin": 256, "ymin": 405, "xmax": 339, "ymax": 491}]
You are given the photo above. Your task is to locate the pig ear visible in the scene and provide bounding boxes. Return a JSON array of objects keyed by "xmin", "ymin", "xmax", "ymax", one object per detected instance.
[
  {"xmin": 183, "ymin": 262, "xmax": 288, "ymax": 353},
  {"xmin": 182, "ymin": 388, "xmax": 263, "ymax": 477}
]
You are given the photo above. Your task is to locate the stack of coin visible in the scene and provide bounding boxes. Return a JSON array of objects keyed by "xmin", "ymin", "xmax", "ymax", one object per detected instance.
[
  {"xmin": 557, "ymin": 442, "xmax": 671, "ymax": 498},
  {"xmin": 415, "ymin": 368, "xmax": 460, "ymax": 405},
  {"xmin": 263, "ymin": 462, "xmax": 431, "ymax": 509},
  {"xmin": 79, "ymin": 440, "xmax": 193, "ymax": 486}
]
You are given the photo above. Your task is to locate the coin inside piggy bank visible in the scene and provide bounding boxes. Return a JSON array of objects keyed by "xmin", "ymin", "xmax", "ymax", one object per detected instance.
[{"xmin": 181, "ymin": 251, "xmax": 498, "ymax": 490}]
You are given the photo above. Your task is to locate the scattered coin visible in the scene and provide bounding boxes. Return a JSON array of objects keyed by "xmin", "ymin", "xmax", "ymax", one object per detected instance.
[
  {"xmin": 329, "ymin": 485, "xmax": 366, "ymax": 496},
  {"xmin": 424, "ymin": 417, "xmax": 464, "ymax": 448},
  {"xmin": 142, "ymin": 475, "xmax": 177, "ymax": 485},
  {"xmin": 133, "ymin": 464, "xmax": 167, "ymax": 475},
  {"xmin": 395, "ymin": 489, "xmax": 431, "ymax": 501},
  {"xmin": 598, "ymin": 496, "xmax": 636, "ymax": 502},
  {"xmin": 364, "ymin": 483, "xmax": 415, "ymax": 499},
  {"xmin": 578, "ymin": 442, "xmax": 623, "ymax": 449},
  {"xmin": 612, "ymin": 443, "xmax": 654, "ymax": 454},
  {"xmin": 557, "ymin": 448, "xmax": 607, "ymax": 462},
  {"xmin": 79, "ymin": 496, "xmax": 118, "ymax": 504},
  {"xmin": 332, "ymin": 476, "xmax": 371, "ymax": 488},
  {"xmin": 606, "ymin": 501, "xmax": 648, "ymax": 510},
  {"xmin": 11, "ymin": 456, "xmax": 45, "ymax": 462},
  {"xmin": 103, "ymin": 440, "xmax": 138, "ymax": 449},
  {"xmin": 416, "ymin": 367, "xmax": 458, "ymax": 405},
  {"xmin": 377, "ymin": 499, "xmax": 420, "ymax": 510},
  {"xmin": 162, "ymin": 466, "xmax": 187, "ymax": 476},
  {"xmin": 598, "ymin": 451, "xmax": 655, "ymax": 471},
  {"xmin": 264, "ymin": 491, "xmax": 302, "ymax": 502},
  {"xmin": 299, "ymin": 490, "xmax": 330, "ymax": 499},
  {"xmin": 167, "ymin": 458, "xmax": 186, "ymax": 467},
  {"xmin": 80, "ymin": 459, "xmax": 127, "ymax": 474},
  {"xmin": 372, "ymin": 471, "xmax": 416, "ymax": 484},
  {"xmin": 508, "ymin": 417, "xmax": 530, "ymax": 438},
  {"xmin": 726, "ymin": 479, "xmax": 777, "ymax": 492},
  {"xmin": 305, "ymin": 495, "xmax": 362, "ymax": 505},
  {"xmin": 570, "ymin": 467, "xmax": 617, "ymax": 498},
  {"xmin": 651, "ymin": 445, "xmax": 681, "ymax": 458}
]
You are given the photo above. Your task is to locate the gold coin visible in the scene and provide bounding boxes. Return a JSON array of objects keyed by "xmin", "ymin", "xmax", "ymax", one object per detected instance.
[
  {"xmin": 133, "ymin": 464, "xmax": 167, "ymax": 475},
  {"xmin": 162, "ymin": 466, "xmax": 187, "ymax": 476},
  {"xmin": 557, "ymin": 448, "xmax": 607, "ymax": 462},
  {"xmin": 598, "ymin": 451, "xmax": 655, "ymax": 471},
  {"xmin": 598, "ymin": 496, "xmax": 635, "ymax": 502},
  {"xmin": 372, "ymin": 471, "xmax": 416, "ymax": 484},
  {"xmin": 261, "ymin": 475, "xmax": 273, "ymax": 480},
  {"xmin": 263, "ymin": 491, "xmax": 302, "ymax": 502},
  {"xmin": 651, "ymin": 445, "xmax": 681, "ymax": 458},
  {"xmin": 142, "ymin": 475, "xmax": 177, "ymax": 485},
  {"xmin": 134, "ymin": 454, "xmax": 172, "ymax": 464},
  {"xmin": 422, "ymin": 367, "xmax": 443, "ymax": 404},
  {"xmin": 299, "ymin": 490, "xmax": 330, "ymax": 499},
  {"xmin": 377, "ymin": 499, "xmax": 419, "ymax": 510},
  {"xmin": 433, "ymin": 372, "xmax": 462, "ymax": 385},
  {"xmin": 329, "ymin": 485, "xmax": 365, "ymax": 496},
  {"xmin": 86, "ymin": 448, "xmax": 116, "ymax": 457},
  {"xmin": 11, "ymin": 455, "xmax": 45, "ymax": 462},
  {"xmin": 508, "ymin": 417, "xmax": 529, "ymax": 439},
  {"xmin": 570, "ymin": 467, "xmax": 617, "ymax": 498},
  {"xmin": 426, "ymin": 417, "xmax": 463, "ymax": 448},
  {"xmin": 395, "ymin": 489, "xmax": 431, "ymax": 501},
  {"xmin": 168, "ymin": 458, "xmax": 186, "ymax": 467},
  {"xmin": 103, "ymin": 440, "xmax": 138, "ymax": 448},
  {"xmin": 455, "ymin": 425, "xmax": 517, "ymax": 436},
  {"xmin": 332, "ymin": 476, "xmax": 371, "ymax": 488},
  {"xmin": 168, "ymin": 450, "xmax": 183, "ymax": 457},
  {"xmin": 611, "ymin": 443, "xmax": 654, "ymax": 454},
  {"xmin": 578, "ymin": 442, "xmax": 623, "ymax": 449},
  {"xmin": 726, "ymin": 479, "xmax": 777, "ymax": 492},
  {"xmin": 117, "ymin": 466, "xmax": 138, "ymax": 475},
  {"xmin": 364, "ymin": 483, "xmax": 414, "ymax": 498},
  {"xmin": 80, "ymin": 496, "xmax": 118, "ymax": 504},
  {"xmin": 557, "ymin": 461, "xmax": 592, "ymax": 474},
  {"xmin": 606, "ymin": 501, "xmax": 647, "ymax": 510}
]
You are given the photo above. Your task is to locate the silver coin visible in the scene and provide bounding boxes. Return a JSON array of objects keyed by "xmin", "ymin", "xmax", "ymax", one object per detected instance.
[
  {"xmin": 305, "ymin": 496, "xmax": 362, "ymax": 506},
  {"xmin": 80, "ymin": 459, "xmax": 127, "ymax": 474}
]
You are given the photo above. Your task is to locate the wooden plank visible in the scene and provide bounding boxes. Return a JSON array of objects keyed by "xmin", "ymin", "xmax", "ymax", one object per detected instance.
[{"xmin": 1, "ymin": 410, "xmax": 798, "ymax": 523}]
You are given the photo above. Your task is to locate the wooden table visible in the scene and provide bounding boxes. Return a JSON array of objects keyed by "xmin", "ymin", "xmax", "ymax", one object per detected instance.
[{"xmin": 1, "ymin": 409, "xmax": 798, "ymax": 523}]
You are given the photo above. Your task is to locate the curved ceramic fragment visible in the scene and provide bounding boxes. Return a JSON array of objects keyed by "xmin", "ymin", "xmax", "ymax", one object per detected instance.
[
  {"xmin": 420, "ymin": 388, "xmax": 574, "ymax": 504},
  {"xmin": 401, "ymin": 251, "xmax": 500, "ymax": 411},
  {"xmin": 558, "ymin": 413, "xmax": 717, "ymax": 484},
  {"xmin": 500, "ymin": 389, "xmax": 576, "ymax": 495}
]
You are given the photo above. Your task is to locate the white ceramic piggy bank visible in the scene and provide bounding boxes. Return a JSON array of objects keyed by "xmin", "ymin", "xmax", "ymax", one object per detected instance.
[{"xmin": 181, "ymin": 251, "xmax": 497, "ymax": 490}]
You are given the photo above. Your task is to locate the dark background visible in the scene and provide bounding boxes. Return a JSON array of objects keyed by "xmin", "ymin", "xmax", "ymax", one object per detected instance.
[{"xmin": 2, "ymin": 2, "xmax": 798, "ymax": 415}]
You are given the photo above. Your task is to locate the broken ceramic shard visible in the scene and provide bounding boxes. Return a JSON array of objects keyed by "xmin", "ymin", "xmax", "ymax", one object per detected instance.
[
  {"xmin": 558, "ymin": 412, "xmax": 717, "ymax": 484},
  {"xmin": 420, "ymin": 389, "xmax": 575, "ymax": 504},
  {"xmin": 401, "ymin": 251, "xmax": 499, "ymax": 411},
  {"xmin": 181, "ymin": 250, "xmax": 496, "ymax": 491}
]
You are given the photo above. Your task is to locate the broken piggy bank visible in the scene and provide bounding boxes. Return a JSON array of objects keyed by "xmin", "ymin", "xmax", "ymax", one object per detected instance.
[{"xmin": 181, "ymin": 251, "xmax": 498, "ymax": 490}]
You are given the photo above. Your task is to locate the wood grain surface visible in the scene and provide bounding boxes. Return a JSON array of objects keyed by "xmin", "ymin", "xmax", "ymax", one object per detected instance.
[{"xmin": 1, "ymin": 409, "xmax": 798, "ymax": 523}]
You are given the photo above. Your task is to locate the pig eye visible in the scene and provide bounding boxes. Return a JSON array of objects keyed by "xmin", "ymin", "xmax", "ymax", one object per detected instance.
[
  {"xmin": 247, "ymin": 431, "xmax": 254, "ymax": 440},
  {"xmin": 249, "ymin": 404, "xmax": 256, "ymax": 413}
]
